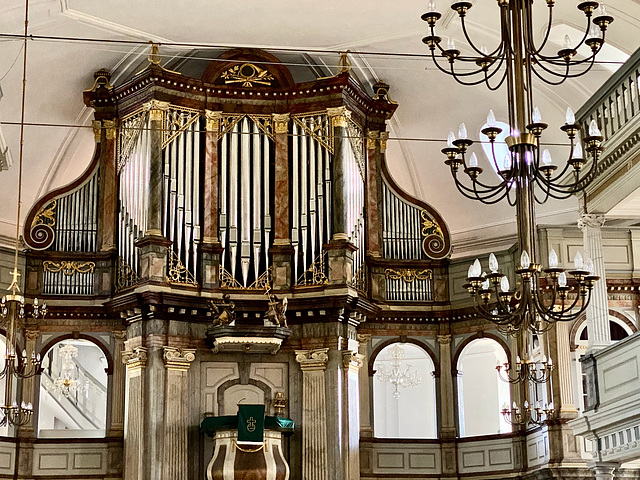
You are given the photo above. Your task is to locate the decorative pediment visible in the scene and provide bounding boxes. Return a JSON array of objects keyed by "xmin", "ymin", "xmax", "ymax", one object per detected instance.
[{"xmin": 201, "ymin": 48, "xmax": 294, "ymax": 88}]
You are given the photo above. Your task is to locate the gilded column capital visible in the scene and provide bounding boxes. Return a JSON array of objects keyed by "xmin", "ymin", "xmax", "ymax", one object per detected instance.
[
  {"xmin": 578, "ymin": 213, "xmax": 606, "ymax": 230},
  {"xmin": 366, "ymin": 130, "xmax": 380, "ymax": 150},
  {"xmin": 122, "ymin": 346, "xmax": 148, "ymax": 371},
  {"xmin": 327, "ymin": 106, "xmax": 351, "ymax": 128},
  {"xmin": 379, "ymin": 131, "xmax": 389, "ymax": 152},
  {"xmin": 342, "ymin": 351, "xmax": 365, "ymax": 372},
  {"xmin": 437, "ymin": 334, "xmax": 452, "ymax": 345},
  {"xmin": 103, "ymin": 119, "xmax": 117, "ymax": 140},
  {"xmin": 144, "ymin": 99, "xmax": 170, "ymax": 121},
  {"xmin": 205, "ymin": 110, "xmax": 223, "ymax": 133},
  {"xmin": 163, "ymin": 346, "xmax": 196, "ymax": 372},
  {"xmin": 92, "ymin": 120, "xmax": 102, "ymax": 141},
  {"xmin": 271, "ymin": 113, "xmax": 290, "ymax": 134},
  {"xmin": 295, "ymin": 348, "xmax": 329, "ymax": 371}
]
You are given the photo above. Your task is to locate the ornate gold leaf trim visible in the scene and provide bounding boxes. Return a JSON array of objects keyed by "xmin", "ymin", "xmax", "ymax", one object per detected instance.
[
  {"xmin": 220, "ymin": 63, "xmax": 275, "ymax": 87},
  {"xmin": 116, "ymin": 257, "xmax": 140, "ymax": 293},
  {"xmin": 32, "ymin": 200, "xmax": 57, "ymax": 228},
  {"xmin": 166, "ymin": 250, "xmax": 198, "ymax": 286},
  {"xmin": 384, "ymin": 268, "xmax": 433, "ymax": 283},
  {"xmin": 296, "ymin": 251, "xmax": 328, "ymax": 286},
  {"xmin": 43, "ymin": 261, "xmax": 95, "ymax": 276},
  {"xmin": 291, "ymin": 113, "xmax": 333, "ymax": 153}
]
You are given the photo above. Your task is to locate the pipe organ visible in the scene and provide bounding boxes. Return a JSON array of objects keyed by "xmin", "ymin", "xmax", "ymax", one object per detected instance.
[
  {"xmin": 18, "ymin": 48, "xmax": 455, "ymax": 480},
  {"xmin": 218, "ymin": 114, "xmax": 273, "ymax": 287},
  {"xmin": 290, "ymin": 113, "xmax": 333, "ymax": 280},
  {"xmin": 24, "ymin": 48, "xmax": 451, "ymax": 304}
]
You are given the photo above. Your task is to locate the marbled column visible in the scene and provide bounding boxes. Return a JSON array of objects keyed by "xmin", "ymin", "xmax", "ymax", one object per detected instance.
[
  {"xmin": 19, "ymin": 328, "xmax": 39, "ymax": 434},
  {"xmin": 295, "ymin": 349, "xmax": 329, "ymax": 480},
  {"xmin": 357, "ymin": 334, "xmax": 373, "ymax": 437},
  {"xmin": 590, "ymin": 462, "xmax": 619, "ymax": 480},
  {"xmin": 99, "ymin": 119, "xmax": 118, "ymax": 252},
  {"xmin": 437, "ymin": 335, "xmax": 456, "ymax": 438},
  {"xmin": 365, "ymin": 131, "xmax": 381, "ymax": 256},
  {"xmin": 327, "ymin": 107, "xmax": 350, "ymax": 240},
  {"xmin": 342, "ymin": 351, "xmax": 364, "ymax": 480},
  {"xmin": 579, "ymin": 214, "xmax": 611, "ymax": 351},
  {"xmin": 135, "ymin": 101, "xmax": 171, "ymax": 284},
  {"xmin": 162, "ymin": 347, "xmax": 196, "ymax": 480},
  {"xmin": 145, "ymin": 100, "xmax": 170, "ymax": 236},
  {"xmin": 109, "ymin": 330, "xmax": 127, "ymax": 434},
  {"xmin": 271, "ymin": 113, "xmax": 294, "ymax": 289},
  {"xmin": 201, "ymin": 111, "xmax": 224, "ymax": 289},
  {"xmin": 122, "ymin": 347, "xmax": 148, "ymax": 480}
]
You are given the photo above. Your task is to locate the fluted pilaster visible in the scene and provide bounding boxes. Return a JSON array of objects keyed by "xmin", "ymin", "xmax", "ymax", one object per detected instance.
[
  {"xmin": 296, "ymin": 348, "xmax": 329, "ymax": 480},
  {"xmin": 437, "ymin": 335, "xmax": 456, "ymax": 438},
  {"xmin": 122, "ymin": 347, "xmax": 148, "ymax": 480},
  {"xmin": 110, "ymin": 330, "xmax": 127, "ymax": 433},
  {"xmin": 579, "ymin": 214, "xmax": 611, "ymax": 351},
  {"xmin": 163, "ymin": 347, "xmax": 196, "ymax": 480}
]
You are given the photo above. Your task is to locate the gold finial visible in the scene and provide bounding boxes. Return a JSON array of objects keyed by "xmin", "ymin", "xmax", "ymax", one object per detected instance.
[
  {"xmin": 148, "ymin": 43, "xmax": 161, "ymax": 66},
  {"xmin": 338, "ymin": 51, "xmax": 352, "ymax": 74}
]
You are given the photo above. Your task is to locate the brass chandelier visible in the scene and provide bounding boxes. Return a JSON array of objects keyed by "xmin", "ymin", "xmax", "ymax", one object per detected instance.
[
  {"xmin": 421, "ymin": 0, "xmax": 612, "ymax": 335},
  {"xmin": 421, "ymin": 0, "xmax": 613, "ymax": 426},
  {"xmin": 0, "ymin": 0, "xmax": 46, "ymax": 427}
]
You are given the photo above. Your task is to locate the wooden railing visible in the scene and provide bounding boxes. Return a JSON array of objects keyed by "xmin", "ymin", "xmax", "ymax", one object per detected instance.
[{"xmin": 577, "ymin": 46, "xmax": 640, "ymax": 142}]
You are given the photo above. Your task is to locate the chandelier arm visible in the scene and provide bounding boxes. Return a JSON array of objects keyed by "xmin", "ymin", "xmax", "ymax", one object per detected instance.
[
  {"xmin": 459, "ymin": 15, "xmax": 503, "ymax": 58},
  {"xmin": 484, "ymin": 62, "xmax": 510, "ymax": 92},
  {"xmin": 529, "ymin": 62, "xmax": 573, "ymax": 86},
  {"xmin": 525, "ymin": 1, "xmax": 555, "ymax": 56},
  {"xmin": 451, "ymin": 175, "xmax": 511, "ymax": 204}
]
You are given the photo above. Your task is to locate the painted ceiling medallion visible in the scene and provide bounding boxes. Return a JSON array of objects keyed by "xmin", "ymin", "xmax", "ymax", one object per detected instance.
[{"xmin": 221, "ymin": 63, "xmax": 275, "ymax": 87}]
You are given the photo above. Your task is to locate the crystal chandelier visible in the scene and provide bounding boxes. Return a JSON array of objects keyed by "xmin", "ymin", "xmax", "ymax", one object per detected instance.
[
  {"xmin": 375, "ymin": 344, "xmax": 421, "ymax": 398},
  {"xmin": 421, "ymin": 0, "xmax": 611, "ymax": 334},
  {"xmin": 52, "ymin": 344, "xmax": 88, "ymax": 398},
  {"xmin": 0, "ymin": 0, "xmax": 46, "ymax": 427}
]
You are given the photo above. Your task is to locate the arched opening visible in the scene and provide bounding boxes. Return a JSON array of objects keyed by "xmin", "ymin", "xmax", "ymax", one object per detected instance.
[
  {"xmin": 38, "ymin": 339, "xmax": 108, "ymax": 438},
  {"xmin": 457, "ymin": 338, "xmax": 511, "ymax": 437},
  {"xmin": 373, "ymin": 342, "xmax": 436, "ymax": 438}
]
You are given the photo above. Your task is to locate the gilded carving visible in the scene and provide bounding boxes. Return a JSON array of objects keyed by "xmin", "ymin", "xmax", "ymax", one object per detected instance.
[
  {"xmin": 144, "ymin": 99, "xmax": 170, "ymax": 121},
  {"xmin": 291, "ymin": 113, "xmax": 333, "ymax": 152},
  {"xmin": 205, "ymin": 110, "xmax": 223, "ymax": 133},
  {"xmin": 163, "ymin": 106, "xmax": 201, "ymax": 148},
  {"xmin": 366, "ymin": 130, "xmax": 379, "ymax": 150},
  {"xmin": 296, "ymin": 251, "xmax": 328, "ymax": 286},
  {"xmin": 116, "ymin": 257, "xmax": 140, "ymax": 292},
  {"xmin": 162, "ymin": 346, "xmax": 196, "ymax": 372},
  {"xmin": 166, "ymin": 250, "xmax": 198, "ymax": 286},
  {"xmin": 32, "ymin": 200, "xmax": 56, "ymax": 227},
  {"xmin": 103, "ymin": 119, "xmax": 117, "ymax": 140},
  {"xmin": 43, "ymin": 261, "xmax": 95, "ymax": 276},
  {"xmin": 295, "ymin": 348, "xmax": 329, "ymax": 371},
  {"xmin": 327, "ymin": 106, "xmax": 351, "ymax": 128},
  {"xmin": 92, "ymin": 120, "xmax": 102, "ymax": 141},
  {"xmin": 272, "ymin": 113, "xmax": 290, "ymax": 134},
  {"xmin": 379, "ymin": 131, "xmax": 389, "ymax": 152},
  {"xmin": 220, "ymin": 63, "xmax": 275, "ymax": 87},
  {"xmin": 384, "ymin": 268, "xmax": 433, "ymax": 283}
]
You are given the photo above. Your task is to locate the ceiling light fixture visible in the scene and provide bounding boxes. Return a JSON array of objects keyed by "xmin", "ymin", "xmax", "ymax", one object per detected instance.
[
  {"xmin": 421, "ymin": 0, "xmax": 611, "ymax": 335},
  {"xmin": 0, "ymin": 0, "xmax": 45, "ymax": 428}
]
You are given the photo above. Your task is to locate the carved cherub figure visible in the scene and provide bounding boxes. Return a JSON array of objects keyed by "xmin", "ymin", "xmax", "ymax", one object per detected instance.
[
  {"xmin": 265, "ymin": 293, "xmax": 288, "ymax": 327},
  {"xmin": 208, "ymin": 294, "xmax": 236, "ymax": 326}
]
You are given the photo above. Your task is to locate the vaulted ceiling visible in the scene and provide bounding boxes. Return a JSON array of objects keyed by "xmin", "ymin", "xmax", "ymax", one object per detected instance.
[{"xmin": 1, "ymin": 0, "xmax": 639, "ymax": 256}]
